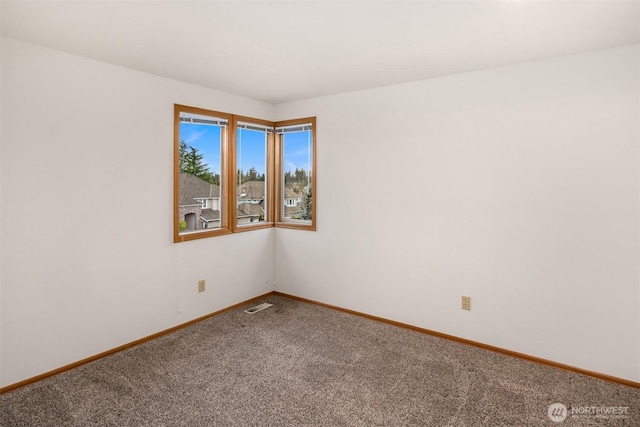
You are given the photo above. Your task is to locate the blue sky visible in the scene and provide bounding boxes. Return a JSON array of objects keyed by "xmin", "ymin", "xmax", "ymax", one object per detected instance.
[
  {"xmin": 237, "ymin": 128, "xmax": 267, "ymax": 175},
  {"xmin": 180, "ymin": 122, "xmax": 312, "ymax": 177},
  {"xmin": 179, "ymin": 122, "xmax": 222, "ymax": 175},
  {"xmin": 282, "ymin": 131, "xmax": 312, "ymax": 174}
]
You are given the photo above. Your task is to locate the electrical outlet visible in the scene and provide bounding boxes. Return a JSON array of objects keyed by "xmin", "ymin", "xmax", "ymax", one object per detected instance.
[
  {"xmin": 198, "ymin": 280, "xmax": 206, "ymax": 293},
  {"xmin": 461, "ymin": 296, "xmax": 471, "ymax": 311}
]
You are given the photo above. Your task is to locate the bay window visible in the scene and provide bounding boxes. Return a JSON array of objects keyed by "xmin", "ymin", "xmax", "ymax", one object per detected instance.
[{"xmin": 174, "ymin": 104, "xmax": 315, "ymax": 242}]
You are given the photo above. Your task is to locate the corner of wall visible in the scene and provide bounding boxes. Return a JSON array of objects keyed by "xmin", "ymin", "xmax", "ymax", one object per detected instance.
[{"xmin": 0, "ymin": 35, "xmax": 4, "ymax": 388}]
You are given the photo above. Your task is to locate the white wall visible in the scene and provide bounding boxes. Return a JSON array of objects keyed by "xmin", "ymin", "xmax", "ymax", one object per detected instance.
[
  {"xmin": 0, "ymin": 12, "xmax": 4, "ymax": 389},
  {"xmin": 0, "ymin": 38, "xmax": 276, "ymax": 387},
  {"xmin": 275, "ymin": 45, "xmax": 640, "ymax": 382},
  {"xmin": 2, "ymin": 38, "xmax": 638, "ymax": 389}
]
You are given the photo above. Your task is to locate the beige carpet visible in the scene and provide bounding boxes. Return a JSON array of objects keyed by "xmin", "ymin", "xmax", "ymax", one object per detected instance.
[{"xmin": 1, "ymin": 295, "xmax": 638, "ymax": 426}]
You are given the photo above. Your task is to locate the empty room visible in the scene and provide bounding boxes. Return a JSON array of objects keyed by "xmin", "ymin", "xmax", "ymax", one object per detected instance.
[{"xmin": 1, "ymin": 1, "xmax": 639, "ymax": 425}]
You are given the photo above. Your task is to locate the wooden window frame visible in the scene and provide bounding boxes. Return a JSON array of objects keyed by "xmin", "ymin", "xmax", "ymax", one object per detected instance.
[
  {"xmin": 230, "ymin": 115, "xmax": 276, "ymax": 233},
  {"xmin": 174, "ymin": 104, "xmax": 316, "ymax": 243},
  {"xmin": 275, "ymin": 117, "xmax": 317, "ymax": 231},
  {"xmin": 174, "ymin": 104, "xmax": 232, "ymax": 243}
]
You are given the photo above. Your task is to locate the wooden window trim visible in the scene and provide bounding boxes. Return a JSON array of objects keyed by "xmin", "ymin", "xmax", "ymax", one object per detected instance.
[
  {"xmin": 230, "ymin": 115, "xmax": 276, "ymax": 233},
  {"xmin": 174, "ymin": 104, "xmax": 232, "ymax": 243},
  {"xmin": 275, "ymin": 117, "xmax": 316, "ymax": 231},
  {"xmin": 175, "ymin": 104, "xmax": 316, "ymax": 242}
]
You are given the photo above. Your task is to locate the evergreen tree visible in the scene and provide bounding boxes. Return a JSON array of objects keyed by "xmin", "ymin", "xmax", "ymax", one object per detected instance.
[
  {"xmin": 179, "ymin": 140, "xmax": 218, "ymax": 184},
  {"xmin": 301, "ymin": 184, "xmax": 312, "ymax": 220},
  {"xmin": 284, "ymin": 168, "xmax": 309, "ymax": 193},
  {"xmin": 179, "ymin": 141, "xmax": 190, "ymax": 172},
  {"xmin": 237, "ymin": 167, "xmax": 265, "ymax": 183},
  {"xmin": 247, "ymin": 167, "xmax": 259, "ymax": 181},
  {"xmin": 209, "ymin": 172, "xmax": 221, "ymax": 186},
  {"xmin": 284, "ymin": 170, "xmax": 293, "ymax": 186}
]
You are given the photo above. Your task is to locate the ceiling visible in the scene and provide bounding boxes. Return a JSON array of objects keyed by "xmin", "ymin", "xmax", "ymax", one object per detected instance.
[{"xmin": 1, "ymin": 1, "xmax": 638, "ymax": 104}]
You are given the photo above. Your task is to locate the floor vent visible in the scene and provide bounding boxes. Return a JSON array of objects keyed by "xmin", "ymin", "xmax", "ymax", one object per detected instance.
[{"xmin": 244, "ymin": 302, "xmax": 273, "ymax": 314}]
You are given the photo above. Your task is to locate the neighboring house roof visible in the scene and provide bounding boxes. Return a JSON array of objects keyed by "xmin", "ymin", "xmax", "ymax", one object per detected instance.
[
  {"xmin": 179, "ymin": 173, "xmax": 220, "ymax": 206},
  {"xmin": 234, "ymin": 181, "xmax": 302, "ymax": 201},
  {"xmin": 200, "ymin": 208, "xmax": 220, "ymax": 222},
  {"xmin": 284, "ymin": 187, "xmax": 301, "ymax": 199},
  {"xmin": 237, "ymin": 181, "xmax": 266, "ymax": 201},
  {"xmin": 284, "ymin": 205, "xmax": 303, "ymax": 216},
  {"xmin": 238, "ymin": 201, "xmax": 265, "ymax": 218}
]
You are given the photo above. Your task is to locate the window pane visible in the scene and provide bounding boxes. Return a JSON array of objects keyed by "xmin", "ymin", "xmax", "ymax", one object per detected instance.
[
  {"xmin": 177, "ymin": 111, "xmax": 225, "ymax": 235},
  {"xmin": 281, "ymin": 127, "xmax": 313, "ymax": 223},
  {"xmin": 236, "ymin": 126, "xmax": 268, "ymax": 226}
]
